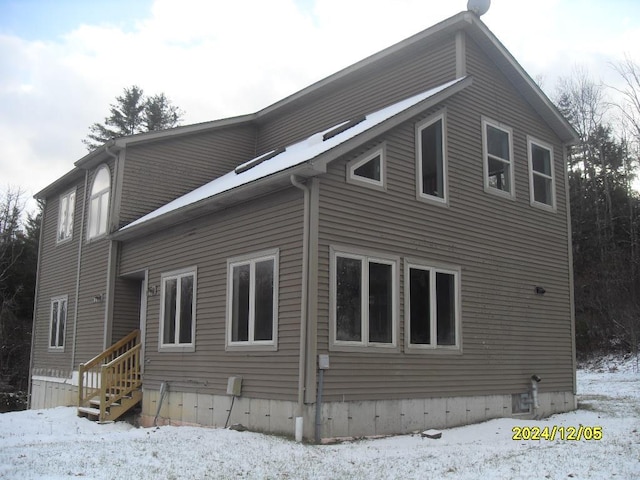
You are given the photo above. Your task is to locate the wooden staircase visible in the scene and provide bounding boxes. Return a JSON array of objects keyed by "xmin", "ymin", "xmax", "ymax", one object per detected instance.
[{"xmin": 77, "ymin": 330, "xmax": 142, "ymax": 423}]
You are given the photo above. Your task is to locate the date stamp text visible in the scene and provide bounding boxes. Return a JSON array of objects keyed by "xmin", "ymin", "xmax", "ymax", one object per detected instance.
[{"xmin": 512, "ymin": 425, "xmax": 603, "ymax": 441}]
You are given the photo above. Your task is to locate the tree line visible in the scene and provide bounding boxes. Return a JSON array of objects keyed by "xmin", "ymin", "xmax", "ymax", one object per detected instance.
[
  {"xmin": 0, "ymin": 190, "xmax": 39, "ymax": 411},
  {"xmin": 556, "ymin": 60, "xmax": 640, "ymax": 356}
]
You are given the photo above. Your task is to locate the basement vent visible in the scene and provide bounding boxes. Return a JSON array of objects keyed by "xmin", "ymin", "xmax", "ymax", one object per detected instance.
[
  {"xmin": 235, "ymin": 148, "xmax": 285, "ymax": 174},
  {"xmin": 322, "ymin": 116, "xmax": 366, "ymax": 141},
  {"xmin": 512, "ymin": 393, "xmax": 532, "ymax": 414}
]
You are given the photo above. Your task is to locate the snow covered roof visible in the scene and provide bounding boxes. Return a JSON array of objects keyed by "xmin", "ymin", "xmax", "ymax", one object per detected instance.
[{"xmin": 114, "ymin": 76, "xmax": 471, "ymax": 240}]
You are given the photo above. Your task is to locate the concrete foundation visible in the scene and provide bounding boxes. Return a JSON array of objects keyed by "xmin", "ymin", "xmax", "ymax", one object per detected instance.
[
  {"xmin": 138, "ymin": 387, "xmax": 576, "ymax": 441},
  {"xmin": 30, "ymin": 376, "xmax": 575, "ymax": 441},
  {"xmin": 30, "ymin": 376, "xmax": 77, "ymax": 409}
]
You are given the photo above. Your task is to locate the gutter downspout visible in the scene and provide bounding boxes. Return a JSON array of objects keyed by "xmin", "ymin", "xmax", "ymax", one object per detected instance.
[
  {"xmin": 27, "ymin": 200, "xmax": 46, "ymax": 408},
  {"xmin": 70, "ymin": 171, "xmax": 89, "ymax": 375},
  {"xmin": 290, "ymin": 175, "xmax": 310, "ymax": 442}
]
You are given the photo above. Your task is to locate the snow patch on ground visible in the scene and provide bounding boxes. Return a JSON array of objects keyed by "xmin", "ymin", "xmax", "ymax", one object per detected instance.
[{"xmin": 1, "ymin": 359, "xmax": 639, "ymax": 479}]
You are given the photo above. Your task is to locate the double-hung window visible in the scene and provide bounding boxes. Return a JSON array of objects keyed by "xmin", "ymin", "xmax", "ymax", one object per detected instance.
[
  {"xmin": 482, "ymin": 118, "xmax": 514, "ymax": 198},
  {"xmin": 160, "ymin": 268, "xmax": 196, "ymax": 351},
  {"xmin": 527, "ymin": 137, "xmax": 556, "ymax": 210},
  {"xmin": 417, "ymin": 112, "xmax": 447, "ymax": 204},
  {"xmin": 406, "ymin": 263, "xmax": 460, "ymax": 350},
  {"xmin": 49, "ymin": 296, "xmax": 67, "ymax": 349},
  {"xmin": 88, "ymin": 165, "xmax": 110, "ymax": 239},
  {"xmin": 57, "ymin": 189, "xmax": 75, "ymax": 243},
  {"xmin": 227, "ymin": 250, "xmax": 278, "ymax": 349},
  {"xmin": 331, "ymin": 247, "xmax": 398, "ymax": 348}
]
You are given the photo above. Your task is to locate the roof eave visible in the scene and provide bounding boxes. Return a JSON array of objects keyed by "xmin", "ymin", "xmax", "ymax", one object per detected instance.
[
  {"xmin": 257, "ymin": 12, "xmax": 472, "ymax": 120},
  {"xmin": 110, "ymin": 162, "xmax": 321, "ymax": 242},
  {"xmin": 34, "ymin": 167, "xmax": 85, "ymax": 200},
  {"xmin": 311, "ymin": 76, "xmax": 473, "ymax": 170},
  {"xmin": 73, "ymin": 114, "xmax": 257, "ymax": 170},
  {"xmin": 464, "ymin": 16, "xmax": 579, "ymax": 144}
]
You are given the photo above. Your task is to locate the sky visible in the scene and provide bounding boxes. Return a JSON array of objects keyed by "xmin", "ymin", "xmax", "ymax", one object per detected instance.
[{"xmin": 1, "ymin": 0, "xmax": 639, "ymax": 214}]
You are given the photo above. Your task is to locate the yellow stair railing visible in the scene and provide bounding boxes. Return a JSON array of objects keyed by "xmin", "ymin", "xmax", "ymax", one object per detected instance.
[{"xmin": 78, "ymin": 329, "xmax": 142, "ymax": 422}]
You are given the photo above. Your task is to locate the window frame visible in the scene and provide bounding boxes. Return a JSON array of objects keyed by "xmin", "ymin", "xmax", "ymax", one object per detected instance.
[
  {"xmin": 416, "ymin": 111, "xmax": 448, "ymax": 206},
  {"xmin": 87, "ymin": 165, "xmax": 111, "ymax": 240},
  {"xmin": 482, "ymin": 117, "xmax": 515, "ymax": 200},
  {"xmin": 346, "ymin": 145, "xmax": 386, "ymax": 191},
  {"xmin": 158, "ymin": 267, "xmax": 197, "ymax": 352},
  {"xmin": 226, "ymin": 249, "xmax": 279, "ymax": 351},
  {"xmin": 404, "ymin": 260, "xmax": 462, "ymax": 353},
  {"xmin": 57, "ymin": 188, "xmax": 76, "ymax": 244},
  {"xmin": 527, "ymin": 136, "xmax": 557, "ymax": 212},
  {"xmin": 329, "ymin": 246, "xmax": 399, "ymax": 352},
  {"xmin": 49, "ymin": 296, "xmax": 68, "ymax": 351}
]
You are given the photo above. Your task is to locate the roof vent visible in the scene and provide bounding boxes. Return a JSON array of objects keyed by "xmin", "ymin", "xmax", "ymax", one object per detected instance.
[
  {"xmin": 467, "ymin": 0, "xmax": 490, "ymax": 16},
  {"xmin": 322, "ymin": 116, "xmax": 366, "ymax": 142},
  {"xmin": 234, "ymin": 148, "xmax": 285, "ymax": 174}
]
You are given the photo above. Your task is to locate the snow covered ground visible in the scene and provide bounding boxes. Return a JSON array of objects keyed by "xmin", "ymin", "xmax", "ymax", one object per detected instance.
[{"xmin": 1, "ymin": 356, "xmax": 638, "ymax": 480}]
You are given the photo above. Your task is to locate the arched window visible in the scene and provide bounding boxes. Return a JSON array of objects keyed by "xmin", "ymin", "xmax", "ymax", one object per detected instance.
[{"xmin": 88, "ymin": 165, "xmax": 110, "ymax": 239}]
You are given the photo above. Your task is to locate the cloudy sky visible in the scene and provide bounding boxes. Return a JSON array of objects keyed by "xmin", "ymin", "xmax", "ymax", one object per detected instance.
[{"xmin": 1, "ymin": 0, "xmax": 639, "ymax": 213}]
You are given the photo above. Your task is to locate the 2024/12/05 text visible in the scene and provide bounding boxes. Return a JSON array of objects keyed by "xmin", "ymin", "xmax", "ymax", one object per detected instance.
[{"xmin": 512, "ymin": 426, "xmax": 603, "ymax": 441}]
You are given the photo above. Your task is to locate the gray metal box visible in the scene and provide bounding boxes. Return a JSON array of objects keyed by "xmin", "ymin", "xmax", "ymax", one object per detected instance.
[{"xmin": 227, "ymin": 376, "xmax": 242, "ymax": 396}]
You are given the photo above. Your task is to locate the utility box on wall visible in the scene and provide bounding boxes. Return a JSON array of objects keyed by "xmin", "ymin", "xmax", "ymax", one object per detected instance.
[{"xmin": 227, "ymin": 376, "xmax": 242, "ymax": 396}]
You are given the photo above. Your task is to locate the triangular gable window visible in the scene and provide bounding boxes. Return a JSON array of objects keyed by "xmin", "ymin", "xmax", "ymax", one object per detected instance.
[{"xmin": 347, "ymin": 147, "xmax": 385, "ymax": 189}]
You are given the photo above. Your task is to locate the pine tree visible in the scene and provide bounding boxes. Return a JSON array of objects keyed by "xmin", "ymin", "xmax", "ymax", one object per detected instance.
[{"xmin": 82, "ymin": 86, "xmax": 184, "ymax": 151}]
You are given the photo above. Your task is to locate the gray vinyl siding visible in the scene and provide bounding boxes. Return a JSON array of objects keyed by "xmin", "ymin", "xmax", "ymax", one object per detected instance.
[
  {"xmin": 31, "ymin": 183, "xmax": 84, "ymax": 377},
  {"xmin": 118, "ymin": 187, "xmax": 304, "ymax": 401},
  {"xmin": 315, "ymin": 41, "xmax": 572, "ymax": 402},
  {"xmin": 111, "ymin": 277, "xmax": 141, "ymax": 343},
  {"xmin": 256, "ymin": 35, "xmax": 457, "ymax": 154},
  {"xmin": 73, "ymin": 239, "xmax": 109, "ymax": 364},
  {"xmin": 70, "ymin": 162, "xmax": 118, "ymax": 366},
  {"xmin": 119, "ymin": 125, "xmax": 257, "ymax": 228}
]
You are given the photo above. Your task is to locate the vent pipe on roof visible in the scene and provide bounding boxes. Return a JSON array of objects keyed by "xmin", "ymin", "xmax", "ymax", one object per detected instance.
[{"xmin": 467, "ymin": 0, "xmax": 490, "ymax": 16}]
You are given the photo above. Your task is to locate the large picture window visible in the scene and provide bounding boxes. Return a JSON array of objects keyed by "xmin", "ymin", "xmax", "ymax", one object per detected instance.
[
  {"xmin": 88, "ymin": 165, "xmax": 110, "ymax": 239},
  {"xmin": 227, "ymin": 250, "xmax": 279, "ymax": 349},
  {"xmin": 417, "ymin": 113, "xmax": 447, "ymax": 203},
  {"xmin": 160, "ymin": 268, "xmax": 196, "ymax": 350},
  {"xmin": 49, "ymin": 296, "xmax": 67, "ymax": 349},
  {"xmin": 482, "ymin": 118, "xmax": 514, "ymax": 199},
  {"xmin": 331, "ymin": 248, "xmax": 398, "ymax": 348},
  {"xmin": 406, "ymin": 263, "xmax": 460, "ymax": 350},
  {"xmin": 57, "ymin": 189, "xmax": 76, "ymax": 243},
  {"xmin": 527, "ymin": 137, "xmax": 556, "ymax": 210}
]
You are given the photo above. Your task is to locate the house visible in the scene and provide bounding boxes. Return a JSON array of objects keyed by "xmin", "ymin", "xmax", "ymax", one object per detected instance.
[{"xmin": 28, "ymin": 9, "xmax": 578, "ymax": 441}]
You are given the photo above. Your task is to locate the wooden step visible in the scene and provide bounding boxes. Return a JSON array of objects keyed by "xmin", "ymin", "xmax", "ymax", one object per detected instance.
[{"xmin": 78, "ymin": 406, "xmax": 101, "ymax": 417}]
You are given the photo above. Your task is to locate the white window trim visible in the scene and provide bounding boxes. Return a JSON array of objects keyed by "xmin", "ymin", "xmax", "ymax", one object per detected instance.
[
  {"xmin": 404, "ymin": 260, "xmax": 462, "ymax": 353},
  {"xmin": 346, "ymin": 145, "xmax": 386, "ymax": 190},
  {"xmin": 49, "ymin": 295, "xmax": 68, "ymax": 351},
  {"xmin": 527, "ymin": 136, "xmax": 557, "ymax": 212},
  {"xmin": 87, "ymin": 165, "xmax": 111, "ymax": 241},
  {"xmin": 57, "ymin": 188, "xmax": 76, "ymax": 244},
  {"xmin": 416, "ymin": 111, "xmax": 449, "ymax": 206},
  {"xmin": 159, "ymin": 266, "xmax": 197, "ymax": 352},
  {"xmin": 482, "ymin": 117, "xmax": 515, "ymax": 200},
  {"xmin": 226, "ymin": 249, "xmax": 279, "ymax": 351},
  {"xmin": 329, "ymin": 245, "xmax": 399, "ymax": 351}
]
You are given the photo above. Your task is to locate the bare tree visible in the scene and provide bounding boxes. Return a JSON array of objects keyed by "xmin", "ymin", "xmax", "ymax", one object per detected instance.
[{"xmin": 611, "ymin": 56, "xmax": 640, "ymax": 145}]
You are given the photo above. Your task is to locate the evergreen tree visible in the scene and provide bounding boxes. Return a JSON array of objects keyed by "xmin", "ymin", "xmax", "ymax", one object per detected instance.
[
  {"xmin": 144, "ymin": 93, "xmax": 183, "ymax": 131},
  {"xmin": 0, "ymin": 189, "xmax": 39, "ymax": 410},
  {"xmin": 83, "ymin": 86, "xmax": 184, "ymax": 151}
]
